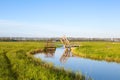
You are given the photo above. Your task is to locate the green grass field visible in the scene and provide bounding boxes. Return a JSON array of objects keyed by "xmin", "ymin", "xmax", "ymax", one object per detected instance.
[
  {"xmin": 72, "ymin": 41, "xmax": 120, "ymax": 62},
  {"xmin": 0, "ymin": 42, "xmax": 85, "ymax": 80}
]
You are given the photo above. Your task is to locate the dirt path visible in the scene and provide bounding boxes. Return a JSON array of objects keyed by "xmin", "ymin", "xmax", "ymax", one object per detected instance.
[{"xmin": 0, "ymin": 52, "xmax": 17, "ymax": 80}]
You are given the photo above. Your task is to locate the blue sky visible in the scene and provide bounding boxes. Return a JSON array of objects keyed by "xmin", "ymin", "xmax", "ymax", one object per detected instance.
[{"xmin": 0, "ymin": 0, "xmax": 120, "ymax": 38}]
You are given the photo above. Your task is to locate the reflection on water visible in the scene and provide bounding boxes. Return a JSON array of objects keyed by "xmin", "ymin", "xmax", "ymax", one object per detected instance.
[
  {"xmin": 44, "ymin": 48, "xmax": 56, "ymax": 57},
  {"xmin": 34, "ymin": 47, "xmax": 120, "ymax": 80},
  {"xmin": 60, "ymin": 48, "xmax": 72, "ymax": 63},
  {"xmin": 43, "ymin": 47, "xmax": 72, "ymax": 63}
]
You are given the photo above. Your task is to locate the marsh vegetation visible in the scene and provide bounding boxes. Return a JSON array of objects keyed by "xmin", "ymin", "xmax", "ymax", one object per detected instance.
[
  {"xmin": 0, "ymin": 42, "xmax": 85, "ymax": 80},
  {"xmin": 72, "ymin": 41, "xmax": 120, "ymax": 62}
]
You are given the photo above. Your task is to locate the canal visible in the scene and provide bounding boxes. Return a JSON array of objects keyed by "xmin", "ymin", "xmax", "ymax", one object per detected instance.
[{"xmin": 34, "ymin": 47, "xmax": 120, "ymax": 80}]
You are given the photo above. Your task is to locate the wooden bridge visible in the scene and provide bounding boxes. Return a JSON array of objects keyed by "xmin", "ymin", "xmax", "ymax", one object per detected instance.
[
  {"xmin": 60, "ymin": 36, "xmax": 80, "ymax": 49},
  {"xmin": 44, "ymin": 39, "xmax": 56, "ymax": 53}
]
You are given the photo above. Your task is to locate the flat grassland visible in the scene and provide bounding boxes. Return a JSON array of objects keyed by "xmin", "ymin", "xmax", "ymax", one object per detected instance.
[
  {"xmin": 72, "ymin": 41, "xmax": 120, "ymax": 62},
  {"xmin": 0, "ymin": 42, "xmax": 85, "ymax": 80}
]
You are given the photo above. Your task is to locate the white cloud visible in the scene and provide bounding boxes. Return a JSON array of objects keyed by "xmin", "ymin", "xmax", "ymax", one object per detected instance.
[{"xmin": 0, "ymin": 19, "xmax": 120, "ymax": 38}]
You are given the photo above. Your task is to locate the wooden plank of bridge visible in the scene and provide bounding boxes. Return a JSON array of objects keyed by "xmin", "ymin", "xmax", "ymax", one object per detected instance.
[
  {"xmin": 44, "ymin": 40, "xmax": 56, "ymax": 53},
  {"xmin": 60, "ymin": 36, "xmax": 71, "ymax": 48},
  {"xmin": 60, "ymin": 36, "xmax": 80, "ymax": 48}
]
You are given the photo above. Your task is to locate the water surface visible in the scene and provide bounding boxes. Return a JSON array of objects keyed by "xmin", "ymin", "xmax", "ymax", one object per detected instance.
[{"xmin": 34, "ymin": 47, "xmax": 120, "ymax": 80}]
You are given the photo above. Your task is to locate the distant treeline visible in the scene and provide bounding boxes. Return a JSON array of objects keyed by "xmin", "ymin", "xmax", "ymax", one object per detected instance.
[{"xmin": 0, "ymin": 37, "xmax": 120, "ymax": 42}]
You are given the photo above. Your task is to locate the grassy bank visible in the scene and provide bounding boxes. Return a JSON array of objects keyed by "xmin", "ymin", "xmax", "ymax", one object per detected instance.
[
  {"xmin": 72, "ymin": 41, "xmax": 120, "ymax": 63},
  {"xmin": 0, "ymin": 42, "xmax": 85, "ymax": 80}
]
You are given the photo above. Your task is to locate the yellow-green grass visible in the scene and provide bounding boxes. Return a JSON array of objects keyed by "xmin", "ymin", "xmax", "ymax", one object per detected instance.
[
  {"xmin": 72, "ymin": 41, "xmax": 120, "ymax": 63},
  {"xmin": 0, "ymin": 42, "xmax": 85, "ymax": 80}
]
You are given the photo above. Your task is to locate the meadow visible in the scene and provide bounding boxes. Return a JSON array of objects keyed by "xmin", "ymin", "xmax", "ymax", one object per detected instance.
[
  {"xmin": 0, "ymin": 41, "xmax": 85, "ymax": 80},
  {"xmin": 72, "ymin": 41, "xmax": 120, "ymax": 62}
]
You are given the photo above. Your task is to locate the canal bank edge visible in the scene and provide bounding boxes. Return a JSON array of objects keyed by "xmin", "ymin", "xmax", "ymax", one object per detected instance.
[{"xmin": 71, "ymin": 47, "xmax": 120, "ymax": 63}]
